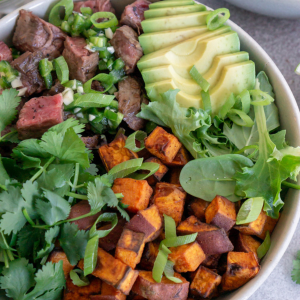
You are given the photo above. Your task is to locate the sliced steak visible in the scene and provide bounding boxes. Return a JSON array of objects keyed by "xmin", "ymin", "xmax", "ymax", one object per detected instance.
[
  {"xmin": 44, "ymin": 80, "xmax": 65, "ymax": 96},
  {"xmin": 16, "ymin": 93, "xmax": 64, "ymax": 140},
  {"xmin": 110, "ymin": 26, "xmax": 143, "ymax": 74},
  {"xmin": 63, "ymin": 37, "xmax": 99, "ymax": 83},
  {"xmin": 116, "ymin": 76, "xmax": 146, "ymax": 131},
  {"xmin": 91, "ymin": 80, "xmax": 105, "ymax": 92},
  {"xmin": 74, "ymin": 0, "xmax": 115, "ymax": 14},
  {"xmin": 120, "ymin": 0, "xmax": 150, "ymax": 34},
  {"xmin": 13, "ymin": 10, "xmax": 66, "ymax": 59},
  {"xmin": 0, "ymin": 41, "xmax": 12, "ymax": 62},
  {"xmin": 81, "ymin": 136, "xmax": 99, "ymax": 149}
]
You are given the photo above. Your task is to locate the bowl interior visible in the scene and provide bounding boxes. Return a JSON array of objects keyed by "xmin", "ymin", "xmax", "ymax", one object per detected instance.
[{"xmin": 1, "ymin": 1, "xmax": 300, "ymax": 299}]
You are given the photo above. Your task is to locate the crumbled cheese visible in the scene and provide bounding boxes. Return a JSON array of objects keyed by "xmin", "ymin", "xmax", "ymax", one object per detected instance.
[
  {"xmin": 62, "ymin": 88, "xmax": 74, "ymax": 105},
  {"xmin": 77, "ymin": 86, "xmax": 84, "ymax": 94},
  {"xmin": 76, "ymin": 112, "xmax": 84, "ymax": 119},
  {"xmin": 11, "ymin": 76, "xmax": 23, "ymax": 88},
  {"xmin": 105, "ymin": 28, "xmax": 114, "ymax": 39},
  {"xmin": 18, "ymin": 87, "xmax": 27, "ymax": 97},
  {"xmin": 107, "ymin": 46, "xmax": 115, "ymax": 54},
  {"xmin": 74, "ymin": 108, "xmax": 81, "ymax": 114}
]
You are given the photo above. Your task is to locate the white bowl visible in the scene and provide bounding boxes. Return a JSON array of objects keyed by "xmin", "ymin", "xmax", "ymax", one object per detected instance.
[
  {"xmin": 225, "ymin": 0, "xmax": 300, "ymax": 19},
  {"xmin": 1, "ymin": 1, "xmax": 300, "ymax": 299}
]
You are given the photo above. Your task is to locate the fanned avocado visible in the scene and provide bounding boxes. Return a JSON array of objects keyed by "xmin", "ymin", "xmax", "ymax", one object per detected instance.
[{"xmin": 149, "ymin": 1, "xmax": 195, "ymax": 9}]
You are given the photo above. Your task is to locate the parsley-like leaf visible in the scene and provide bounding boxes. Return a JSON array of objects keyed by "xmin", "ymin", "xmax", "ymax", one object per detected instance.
[
  {"xmin": 292, "ymin": 251, "xmax": 300, "ymax": 284},
  {"xmin": 0, "ymin": 155, "xmax": 9, "ymax": 189},
  {"xmin": 48, "ymin": 118, "xmax": 85, "ymax": 135}
]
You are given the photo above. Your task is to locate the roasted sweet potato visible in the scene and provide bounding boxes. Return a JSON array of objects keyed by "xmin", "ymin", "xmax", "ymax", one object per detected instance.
[
  {"xmin": 112, "ymin": 178, "xmax": 153, "ymax": 213},
  {"xmin": 126, "ymin": 205, "xmax": 163, "ymax": 242},
  {"xmin": 169, "ymin": 242, "xmax": 205, "ymax": 273},
  {"xmin": 188, "ymin": 198, "xmax": 209, "ymax": 222},
  {"xmin": 90, "ymin": 282, "xmax": 126, "ymax": 300},
  {"xmin": 115, "ymin": 229, "xmax": 145, "ymax": 269},
  {"xmin": 139, "ymin": 242, "xmax": 159, "ymax": 270},
  {"xmin": 235, "ymin": 210, "xmax": 279, "ymax": 240},
  {"xmin": 202, "ymin": 255, "xmax": 221, "ymax": 269},
  {"xmin": 144, "ymin": 157, "xmax": 168, "ymax": 186},
  {"xmin": 169, "ymin": 167, "xmax": 182, "ymax": 185},
  {"xmin": 236, "ymin": 233, "xmax": 261, "ymax": 261},
  {"xmin": 177, "ymin": 216, "xmax": 234, "ymax": 256},
  {"xmin": 205, "ymin": 195, "xmax": 236, "ymax": 232},
  {"xmin": 67, "ymin": 201, "xmax": 101, "ymax": 230},
  {"xmin": 153, "ymin": 182, "xmax": 186, "ymax": 224},
  {"xmin": 64, "ymin": 276, "xmax": 102, "ymax": 300},
  {"xmin": 190, "ymin": 266, "xmax": 222, "ymax": 298},
  {"xmin": 145, "ymin": 127, "xmax": 182, "ymax": 163},
  {"xmin": 162, "ymin": 146, "xmax": 190, "ymax": 167},
  {"xmin": 132, "ymin": 271, "xmax": 189, "ymax": 300},
  {"xmin": 222, "ymin": 252, "xmax": 260, "ymax": 291},
  {"xmin": 78, "ymin": 248, "xmax": 138, "ymax": 295},
  {"xmin": 48, "ymin": 250, "xmax": 74, "ymax": 278},
  {"xmin": 99, "ymin": 133, "xmax": 138, "ymax": 171}
]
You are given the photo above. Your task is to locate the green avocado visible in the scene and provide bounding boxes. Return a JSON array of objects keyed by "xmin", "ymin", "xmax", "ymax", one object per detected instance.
[
  {"xmin": 139, "ymin": 26, "xmax": 209, "ymax": 54},
  {"xmin": 149, "ymin": 1, "xmax": 195, "ymax": 9},
  {"xmin": 141, "ymin": 11, "xmax": 210, "ymax": 33},
  {"xmin": 145, "ymin": 4, "xmax": 206, "ymax": 19}
]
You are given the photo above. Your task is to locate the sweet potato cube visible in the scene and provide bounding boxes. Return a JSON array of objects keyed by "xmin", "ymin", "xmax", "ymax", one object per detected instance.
[
  {"xmin": 145, "ymin": 126, "xmax": 182, "ymax": 163},
  {"xmin": 112, "ymin": 178, "xmax": 153, "ymax": 213},
  {"xmin": 190, "ymin": 266, "xmax": 222, "ymax": 298},
  {"xmin": 92, "ymin": 282, "xmax": 126, "ymax": 300},
  {"xmin": 115, "ymin": 229, "xmax": 145, "ymax": 269},
  {"xmin": 169, "ymin": 242, "xmax": 205, "ymax": 273},
  {"xmin": 169, "ymin": 167, "xmax": 182, "ymax": 185},
  {"xmin": 202, "ymin": 255, "xmax": 221, "ymax": 269},
  {"xmin": 188, "ymin": 198, "xmax": 209, "ymax": 222},
  {"xmin": 78, "ymin": 248, "xmax": 138, "ymax": 295},
  {"xmin": 64, "ymin": 276, "xmax": 102, "ymax": 300},
  {"xmin": 132, "ymin": 271, "xmax": 189, "ymax": 300},
  {"xmin": 139, "ymin": 242, "xmax": 160, "ymax": 270},
  {"xmin": 235, "ymin": 210, "xmax": 279, "ymax": 240},
  {"xmin": 48, "ymin": 250, "xmax": 74, "ymax": 278},
  {"xmin": 205, "ymin": 195, "xmax": 236, "ymax": 232},
  {"xmin": 126, "ymin": 205, "xmax": 163, "ymax": 242},
  {"xmin": 222, "ymin": 252, "xmax": 260, "ymax": 291},
  {"xmin": 236, "ymin": 233, "xmax": 261, "ymax": 261},
  {"xmin": 153, "ymin": 182, "xmax": 186, "ymax": 225},
  {"xmin": 144, "ymin": 157, "xmax": 168, "ymax": 186},
  {"xmin": 177, "ymin": 216, "xmax": 234, "ymax": 256},
  {"xmin": 162, "ymin": 147, "xmax": 190, "ymax": 167},
  {"xmin": 99, "ymin": 134, "xmax": 138, "ymax": 171}
]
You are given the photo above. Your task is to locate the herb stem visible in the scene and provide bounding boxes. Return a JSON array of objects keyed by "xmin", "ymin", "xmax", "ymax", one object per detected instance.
[
  {"xmin": 3, "ymin": 250, "xmax": 9, "ymax": 268},
  {"xmin": 30, "ymin": 156, "xmax": 55, "ymax": 182},
  {"xmin": 55, "ymin": 211, "xmax": 95, "ymax": 226},
  {"xmin": 68, "ymin": 163, "xmax": 80, "ymax": 203},
  {"xmin": 282, "ymin": 181, "xmax": 300, "ymax": 190},
  {"xmin": 0, "ymin": 130, "xmax": 16, "ymax": 143},
  {"xmin": 9, "ymin": 233, "xmax": 17, "ymax": 247},
  {"xmin": 22, "ymin": 208, "xmax": 36, "ymax": 226},
  {"xmin": 7, "ymin": 249, "xmax": 14, "ymax": 261},
  {"xmin": 66, "ymin": 192, "xmax": 88, "ymax": 200}
]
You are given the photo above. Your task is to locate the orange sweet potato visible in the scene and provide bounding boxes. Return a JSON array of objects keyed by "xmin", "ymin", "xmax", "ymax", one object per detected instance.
[
  {"xmin": 132, "ymin": 271, "xmax": 189, "ymax": 300},
  {"xmin": 139, "ymin": 242, "xmax": 160, "ymax": 271},
  {"xmin": 99, "ymin": 133, "xmax": 138, "ymax": 171},
  {"xmin": 144, "ymin": 157, "xmax": 168, "ymax": 186},
  {"xmin": 188, "ymin": 198, "xmax": 209, "ymax": 222},
  {"xmin": 205, "ymin": 195, "xmax": 236, "ymax": 232},
  {"xmin": 115, "ymin": 229, "xmax": 146, "ymax": 269},
  {"xmin": 153, "ymin": 182, "xmax": 186, "ymax": 225},
  {"xmin": 48, "ymin": 250, "xmax": 74, "ymax": 278},
  {"xmin": 112, "ymin": 178, "xmax": 153, "ymax": 213},
  {"xmin": 236, "ymin": 233, "xmax": 261, "ymax": 261},
  {"xmin": 126, "ymin": 205, "xmax": 163, "ymax": 242},
  {"xmin": 222, "ymin": 252, "xmax": 260, "ymax": 291},
  {"xmin": 190, "ymin": 266, "xmax": 222, "ymax": 298},
  {"xmin": 90, "ymin": 282, "xmax": 126, "ymax": 300},
  {"xmin": 78, "ymin": 248, "xmax": 138, "ymax": 295},
  {"xmin": 162, "ymin": 146, "xmax": 190, "ymax": 167},
  {"xmin": 201, "ymin": 254, "xmax": 221, "ymax": 269},
  {"xmin": 169, "ymin": 167, "xmax": 182, "ymax": 185},
  {"xmin": 145, "ymin": 127, "xmax": 182, "ymax": 163}
]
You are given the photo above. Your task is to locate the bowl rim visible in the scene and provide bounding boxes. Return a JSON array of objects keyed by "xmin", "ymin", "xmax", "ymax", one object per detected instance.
[{"xmin": 1, "ymin": 1, "xmax": 300, "ymax": 299}]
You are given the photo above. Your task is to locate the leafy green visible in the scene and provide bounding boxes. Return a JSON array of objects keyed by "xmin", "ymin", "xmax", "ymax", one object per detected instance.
[
  {"xmin": 70, "ymin": 269, "xmax": 90, "ymax": 287},
  {"xmin": 257, "ymin": 231, "xmax": 271, "ymax": 259},
  {"xmin": 0, "ymin": 155, "xmax": 9, "ymax": 189},
  {"xmin": 108, "ymin": 158, "xmax": 143, "ymax": 180},
  {"xmin": 236, "ymin": 197, "xmax": 264, "ymax": 225},
  {"xmin": 129, "ymin": 162, "xmax": 160, "ymax": 180},
  {"xmin": 292, "ymin": 251, "xmax": 300, "ymax": 284},
  {"xmin": 125, "ymin": 131, "xmax": 147, "ymax": 152}
]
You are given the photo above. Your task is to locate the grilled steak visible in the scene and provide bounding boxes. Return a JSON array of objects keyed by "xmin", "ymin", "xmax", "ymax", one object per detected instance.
[
  {"xmin": 0, "ymin": 41, "xmax": 13, "ymax": 62},
  {"xmin": 81, "ymin": 135, "xmax": 99, "ymax": 149},
  {"xmin": 74, "ymin": 0, "xmax": 115, "ymax": 14}
]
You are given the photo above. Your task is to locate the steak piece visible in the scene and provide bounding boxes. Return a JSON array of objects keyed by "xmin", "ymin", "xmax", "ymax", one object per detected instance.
[
  {"xmin": 0, "ymin": 41, "xmax": 12, "ymax": 62},
  {"xmin": 16, "ymin": 93, "xmax": 64, "ymax": 140},
  {"xmin": 13, "ymin": 10, "xmax": 66, "ymax": 59},
  {"xmin": 44, "ymin": 80, "xmax": 65, "ymax": 96},
  {"xmin": 116, "ymin": 76, "xmax": 146, "ymax": 131},
  {"xmin": 63, "ymin": 37, "xmax": 99, "ymax": 83},
  {"xmin": 81, "ymin": 136, "xmax": 99, "ymax": 149},
  {"xmin": 74, "ymin": 0, "xmax": 115, "ymax": 14},
  {"xmin": 120, "ymin": 0, "xmax": 151, "ymax": 34},
  {"xmin": 110, "ymin": 26, "xmax": 143, "ymax": 74}
]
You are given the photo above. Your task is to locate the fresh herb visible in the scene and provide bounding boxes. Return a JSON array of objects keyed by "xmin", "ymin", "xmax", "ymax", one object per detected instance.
[
  {"xmin": 70, "ymin": 269, "xmax": 90, "ymax": 287},
  {"xmin": 236, "ymin": 197, "xmax": 264, "ymax": 225},
  {"xmin": 257, "ymin": 231, "xmax": 271, "ymax": 259},
  {"xmin": 292, "ymin": 251, "xmax": 300, "ymax": 284}
]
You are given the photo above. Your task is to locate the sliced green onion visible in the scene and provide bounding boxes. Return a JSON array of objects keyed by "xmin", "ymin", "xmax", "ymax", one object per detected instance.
[
  {"xmin": 83, "ymin": 235, "xmax": 99, "ymax": 276},
  {"xmin": 39, "ymin": 58, "xmax": 53, "ymax": 77},
  {"xmin": 164, "ymin": 261, "xmax": 182, "ymax": 283},
  {"xmin": 162, "ymin": 233, "xmax": 198, "ymax": 248},
  {"xmin": 201, "ymin": 90, "xmax": 212, "ymax": 115},
  {"xmin": 0, "ymin": 77, "xmax": 10, "ymax": 89},
  {"xmin": 295, "ymin": 63, "xmax": 300, "ymax": 75},
  {"xmin": 98, "ymin": 60, "xmax": 108, "ymax": 71},
  {"xmin": 108, "ymin": 111, "xmax": 123, "ymax": 129},
  {"xmin": 72, "ymin": 93, "xmax": 115, "ymax": 108},
  {"xmin": 99, "ymin": 49, "xmax": 113, "ymax": 59},
  {"xmin": 152, "ymin": 244, "xmax": 171, "ymax": 283},
  {"xmin": 104, "ymin": 109, "xmax": 119, "ymax": 121},
  {"xmin": 219, "ymin": 93, "xmax": 235, "ymax": 119},
  {"xmin": 54, "ymin": 56, "xmax": 69, "ymax": 84},
  {"xmin": 70, "ymin": 269, "xmax": 90, "ymax": 287},
  {"xmin": 89, "ymin": 213, "xmax": 118, "ymax": 238},
  {"xmin": 250, "ymin": 90, "xmax": 274, "ymax": 106},
  {"xmin": 110, "ymin": 69, "xmax": 125, "ymax": 84},
  {"xmin": 90, "ymin": 12, "xmax": 118, "ymax": 29},
  {"xmin": 257, "ymin": 231, "xmax": 271, "ymax": 259},
  {"xmin": 89, "ymin": 36, "xmax": 107, "ymax": 48},
  {"xmin": 238, "ymin": 89, "xmax": 251, "ymax": 114},
  {"xmin": 129, "ymin": 162, "xmax": 160, "ymax": 180},
  {"xmin": 108, "ymin": 158, "xmax": 143, "ymax": 180},
  {"xmin": 0, "ymin": 61, "xmax": 19, "ymax": 82},
  {"xmin": 72, "ymin": 14, "xmax": 86, "ymax": 33},
  {"xmin": 106, "ymin": 58, "xmax": 115, "ymax": 71},
  {"xmin": 80, "ymin": 7, "xmax": 93, "ymax": 16},
  {"xmin": 206, "ymin": 8, "xmax": 230, "ymax": 31},
  {"xmin": 49, "ymin": 0, "xmax": 74, "ymax": 26},
  {"xmin": 164, "ymin": 214, "xmax": 177, "ymax": 240},
  {"xmin": 43, "ymin": 73, "xmax": 53, "ymax": 89},
  {"xmin": 84, "ymin": 29, "xmax": 98, "ymax": 38},
  {"xmin": 61, "ymin": 20, "xmax": 71, "ymax": 33},
  {"xmin": 113, "ymin": 58, "xmax": 125, "ymax": 71},
  {"xmin": 83, "ymin": 73, "xmax": 114, "ymax": 94},
  {"xmin": 228, "ymin": 109, "xmax": 254, "ymax": 127},
  {"xmin": 236, "ymin": 197, "xmax": 264, "ymax": 225},
  {"xmin": 190, "ymin": 66, "xmax": 210, "ymax": 92},
  {"xmin": 125, "ymin": 131, "xmax": 147, "ymax": 152}
]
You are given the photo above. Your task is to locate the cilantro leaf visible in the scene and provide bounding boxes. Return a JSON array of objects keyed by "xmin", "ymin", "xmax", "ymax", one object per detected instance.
[
  {"xmin": 0, "ymin": 155, "xmax": 9, "ymax": 189},
  {"xmin": 48, "ymin": 118, "xmax": 85, "ymax": 135},
  {"xmin": 36, "ymin": 189, "xmax": 71, "ymax": 226},
  {"xmin": 59, "ymin": 223, "xmax": 89, "ymax": 265},
  {"xmin": 292, "ymin": 251, "xmax": 300, "ymax": 284},
  {"xmin": 11, "ymin": 149, "xmax": 42, "ymax": 169},
  {"xmin": 13, "ymin": 139, "xmax": 50, "ymax": 159},
  {"xmin": 0, "ymin": 89, "xmax": 21, "ymax": 133},
  {"xmin": 2, "ymin": 157, "xmax": 30, "ymax": 183}
]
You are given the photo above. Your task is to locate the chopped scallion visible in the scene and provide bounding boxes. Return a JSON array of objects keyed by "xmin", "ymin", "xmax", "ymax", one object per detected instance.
[
  {"xmin": 90, "ymin": 12, "xmax": 118, "ymax": 29},
  {"xmin": 190, "ymin": 65, "xmax": 210, "ymax": 92},
  {"xmin": 206, "ymin": 8, "xmax": 230, "ymax": 31},
  {"xmin": 54, "ymin": 56, "xmax": 69, "ymax": 84}
]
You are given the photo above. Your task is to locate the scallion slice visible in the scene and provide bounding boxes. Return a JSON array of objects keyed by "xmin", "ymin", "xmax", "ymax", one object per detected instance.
[
  {"xmin": 162, "ymin": 233, "xmax": 198, "ymax": 248},
  {"xmin": 83, "ymin": 235, "xmax": 99, "ymax": 276},
  {"xmin": 89, "ymin": 213, "xmax": 118, "ymax": 238},
  {"xmin": 201, "ymin": 90, "xmax": 212, "ymax": 115},
  {"xmin": 228, "ymin": 108, "xmax": 254, "ymax": 127},
  {"xmin": 164, "ymin": 214, "xmax": 177, "ymax": 240},
  {"xmin": 83, "ymin": 73, "xmax": 114, "ymax": 94},
  {"xmin": 257, "ymin": 231, "xmax": 271, "ymax": 259},
  {"xmin": 206, "ymin": 8, "xmax": 230, "ymax": 31},
  {"xmin": 108, "ymin": 158, "xmax": 144, "ymax": 180},
  {"xmin": 125, "ymin": 131, "xmax": 147, "ymax": 152},
  {"xmin": 90, "ymin": 12, "xmax": 118, "ymax": 29},
  {"xmin": 250, "ymin": 89, "xmax": 274, "ymax": 106},
  {"xmin": 54, "ymin": 56, "xmax": 69, "ymax": 84},
  {"xmin": 190, "ymin": 66, "xmax": 210, "ymax": 92},
  {"xmin": 152, "ymin": 244, "xmax": 171, "ymax": 283},
  {"xmin": 129, "ymin": 162, "xmax": 160, "ymax": 180},
  {"xmin": 236, "ymin": 197, "xmax": 264, "ymax": 225},
  {"xmin": 70, "ymin": 269, "xmax": 90, "ymax": 287},
  {"xmin": 164, "ymin": 260, "xmax": 182, "ymax": 283},
  {"xmin": 49, "ymin": 0, "xmax": 74, "ymax": 27},
  {"xmin": 219, "ymin": 93, "xmax": 235, "ymax": 119},
  {"xmin": 72, "ymin": 93, "xmax": 115, "ymax": 108},
  {"xmin": 80, "ymin": 7, "xmax": 93, "ymax": 16}
]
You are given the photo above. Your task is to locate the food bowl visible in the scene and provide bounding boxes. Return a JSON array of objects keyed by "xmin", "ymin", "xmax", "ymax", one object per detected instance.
[{"xmin": 1, "ymin": 1, "xmax": 300, "ymax": 299}]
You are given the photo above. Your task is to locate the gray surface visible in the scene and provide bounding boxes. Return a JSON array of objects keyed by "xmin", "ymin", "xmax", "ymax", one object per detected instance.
[{"xmin": 200, "ymin": 1, "xmax": 300, "ymax": 298}]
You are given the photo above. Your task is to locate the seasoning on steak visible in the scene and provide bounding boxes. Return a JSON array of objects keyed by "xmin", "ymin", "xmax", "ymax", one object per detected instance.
[
  {"xmin": 116, "ymin": 76, "xmax": 146, "ymax": 131},
  {"xmin": 0, "ymin": 41, "xmax": 13, "ymax": 62},
  {"xmin": 63, "ymin": 37, "xmax": 99, "ymax": 83},
  {"xmin": 16, "ymin": 93, "xmax": 64, "ymax": 140},
  {"xmin": 81, "ymin": 135, "xmax": 99, "ymax": 149},
  {"xmin": 13, "ymin": 10, "xmax": 66, "ymax": 59},
  {"xmin": 74, "ymin": 0, "xmax": 115, "ymax": 14},
  {"xmin": 120, "ymin": 0, "xmax": 151, "ymax": 34},
  {"xmin": 110, "ymin": 26, "xmax": 143, "ymax": 75}
]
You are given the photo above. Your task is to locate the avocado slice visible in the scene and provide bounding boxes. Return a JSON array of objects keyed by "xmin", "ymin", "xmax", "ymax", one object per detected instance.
[
  {"xmin": 141, "ymin": 11, "xmax": 210, "ymax": 33},
  {"xmin": 145, "ymin": 61, "xmax": 256, "ymax": 114},
  {"xmin": 149, "ymin": 1, "xmax": 195, "ymax": 9},
  {"xmin": 139, "ymin": 26, "xmax": 209, "ymax": 54},
  {"xmin": 145, "ymin": 4, "xmax": 206, "ymax": 19}
]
